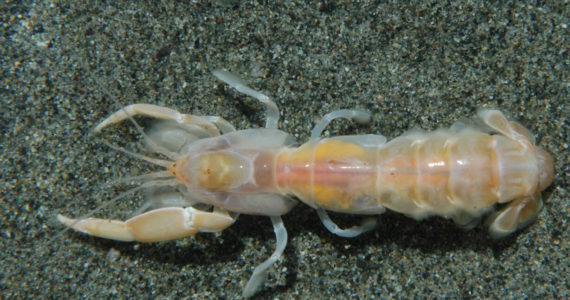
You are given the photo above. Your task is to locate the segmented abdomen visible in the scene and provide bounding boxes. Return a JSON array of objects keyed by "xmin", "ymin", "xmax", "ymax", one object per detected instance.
[
  {"xmin": 376, "ymin": 130, "xmax": 499, "ymax": 219},
  {"xmin": 275, "ymin": 129, "xmax": 538, "ymax": 219}
]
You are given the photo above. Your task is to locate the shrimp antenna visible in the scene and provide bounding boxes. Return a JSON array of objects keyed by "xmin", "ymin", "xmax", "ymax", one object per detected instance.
[{"xmin": 101, "ymin": 141, "xmax": 172, "ymax": 168}]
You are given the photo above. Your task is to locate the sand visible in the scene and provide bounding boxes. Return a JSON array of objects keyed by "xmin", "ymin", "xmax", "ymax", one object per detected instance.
[{"xmin": 2, "ymin": 1, "xmax": 567, "ymax": 298}]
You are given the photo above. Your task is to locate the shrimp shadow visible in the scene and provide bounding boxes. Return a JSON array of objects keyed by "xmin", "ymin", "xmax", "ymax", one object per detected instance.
[
  {"xmin": 59, "ymin": 200, "xmax": 295, "ymax": 268},
  {"xmin": 58, "ymin": 201, "xmax": 527, "ymax": 299},
  {"xmin": 61, "ymin": 225, "xmax": 247, "ymax": 268},
  {"xmin": 302, "ymin": 208, "xmax": 524, "ymax": 255},
  {"xmin": 254, "ymin": 204, "xmax": 529, "ymax": 296}
]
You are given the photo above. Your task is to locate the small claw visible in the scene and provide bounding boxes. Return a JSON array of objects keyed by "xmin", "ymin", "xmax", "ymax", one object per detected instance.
[
  {"xmin": 58, "ymin": 207, "xmax": 236, "ymax": 243},
  {"xmin": 94, "ymin": 104, "xmax": 220, "ymax": 136}
]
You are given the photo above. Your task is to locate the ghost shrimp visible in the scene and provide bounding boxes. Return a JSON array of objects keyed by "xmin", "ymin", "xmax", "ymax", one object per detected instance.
[{"xmin": 59, "ymin": 69, "xmax": 554, "ymax": 297}]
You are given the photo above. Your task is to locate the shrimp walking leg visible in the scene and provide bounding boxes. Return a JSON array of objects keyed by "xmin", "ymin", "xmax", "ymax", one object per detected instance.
[
  {"xmin": 212, "ymin": 69, "xmax": 294, "ymax": 295},
  {"xmin": 213, "ymin": 69, "xmax": 279, "ymax": 129},
  {"xmin": 243, "ymin": 216, "xmax": 287, "ymax": 298},
  {"xmin": 57, "ymin": 207, "xmax": 235, "ymax": 242},
  {"xmin": 316, "ymin": 208, "xmax": 377, "ymax": 238},
  {"xmin": 310, "ymin": 109, "xmax": 371, "ymax": 140}
]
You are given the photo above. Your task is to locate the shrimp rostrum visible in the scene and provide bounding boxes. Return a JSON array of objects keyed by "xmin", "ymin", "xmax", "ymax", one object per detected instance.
[{"xmin": 59, "ymin": 70, "xmax": 554, "ymax": 297}]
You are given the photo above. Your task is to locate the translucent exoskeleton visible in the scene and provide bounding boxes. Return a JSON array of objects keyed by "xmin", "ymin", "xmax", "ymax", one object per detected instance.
[{"xmin": 59, "ymin": 69, "xmax": 554, "ymax": 297}]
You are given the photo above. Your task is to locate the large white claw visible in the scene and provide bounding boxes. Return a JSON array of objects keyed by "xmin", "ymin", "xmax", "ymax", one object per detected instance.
[{"xmin": 58, "ymin": 207, "xmax": 236, "ymax": 242}]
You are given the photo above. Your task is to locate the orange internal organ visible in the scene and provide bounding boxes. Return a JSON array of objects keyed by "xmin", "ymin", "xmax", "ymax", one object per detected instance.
[{"xmin": 277, "ymin": 139, "xmax": 377, "ymax": 212}]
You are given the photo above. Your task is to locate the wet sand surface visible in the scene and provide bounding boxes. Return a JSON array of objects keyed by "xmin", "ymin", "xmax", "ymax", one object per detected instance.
[{"xmin": 2, "ymin": 1, "xmax": 568, "ymax": 298}]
